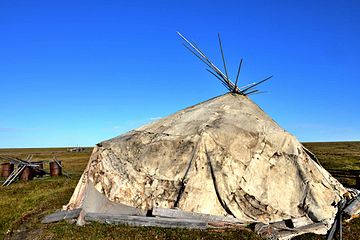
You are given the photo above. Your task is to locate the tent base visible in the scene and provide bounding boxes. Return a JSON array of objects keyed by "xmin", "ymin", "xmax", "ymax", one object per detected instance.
[{"xmin": 42, "ymin": 208, "xmax": 330, "ymax": 240}]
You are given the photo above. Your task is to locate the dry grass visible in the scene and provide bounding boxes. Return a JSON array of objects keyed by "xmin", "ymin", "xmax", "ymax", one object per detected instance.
[
  {"xmin": 0, "ymin": 142, "xmax": 359, "ymax": 240},
  {"xmin": 303, "ymin": 142, "xmax": 360, "ymax": 171}
]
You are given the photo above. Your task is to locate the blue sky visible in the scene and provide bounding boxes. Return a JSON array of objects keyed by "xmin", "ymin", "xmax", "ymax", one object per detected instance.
[{"xmin": 0, "ymin": 0, "xmax": 359, "ymax": 148}]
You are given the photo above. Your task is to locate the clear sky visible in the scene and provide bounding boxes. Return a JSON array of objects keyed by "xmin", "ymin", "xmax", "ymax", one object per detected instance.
[{"xmin": 0, "ymin": 0, "xmax": 359, "ymax": 148}]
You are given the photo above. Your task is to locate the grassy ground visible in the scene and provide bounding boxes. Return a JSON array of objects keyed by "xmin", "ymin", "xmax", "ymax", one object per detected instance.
[
  {"xmin": 303, "ymin": 142, "xmax": 360, "ymax": 187},
  {"xmin": 0, "ymin": 142, "xmax": 359, "ymax": 240},
  {"xmin": 0, "ymin": 148, "xmax": 92, "ymax": 240},
  {"xmin": 303, "ymin": 142, "xmax": 360, "ymax": 171}
]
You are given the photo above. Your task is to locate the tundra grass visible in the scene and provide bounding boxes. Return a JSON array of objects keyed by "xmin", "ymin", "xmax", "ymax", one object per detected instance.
[
  {"xmin": 0, "ymin": 142, "xmax": 359, "ymax": 240},
  {"xmin": 303, "ymin": 142, "xmax": 360, "ymax": 171}
]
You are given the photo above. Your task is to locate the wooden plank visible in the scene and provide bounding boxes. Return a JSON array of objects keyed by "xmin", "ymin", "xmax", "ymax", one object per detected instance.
[
  {"xmin": 85, "ymin": 213, "xmax": 208, "ymax": 229},
  {"xmin": 254, "ymin": 223, "xmax": 277, "ymax": 239},
  {"xmin": 152, "ymin": 207, "xmax": 243, "ymax": 224},
  {"xmin": 42, "ymin": 209, "xmax": 82, "ymax": 224},
  {"xmin": 3, "ymin": 165, "xmax": 26, "ymax": 186}
]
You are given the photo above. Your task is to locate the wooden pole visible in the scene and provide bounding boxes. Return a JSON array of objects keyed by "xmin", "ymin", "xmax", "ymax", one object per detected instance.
[
  {"xmin": 240, "ymin": 75, "xmax": 272, "ymax": 94},
  {"xmin": 218, "ymin": 33, "xmax": 229, "ymax": 81},
  {"xmin": 177, "ymin": 32, "xmax": 235, "ymax": 90},
  {"xmin": 234, "ymin": 58, "xmax": 243, "ymax": 92}
]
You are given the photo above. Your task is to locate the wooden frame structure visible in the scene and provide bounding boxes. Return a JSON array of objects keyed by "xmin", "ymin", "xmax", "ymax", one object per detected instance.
[{"xmin": 177, "ymin": 32, "xmax": 272, "ymax": 95}]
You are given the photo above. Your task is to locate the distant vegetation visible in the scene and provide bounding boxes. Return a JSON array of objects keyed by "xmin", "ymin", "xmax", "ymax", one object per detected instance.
[{"xmin": 0, "ymin": 142, "xmax": 359, "ymax": 240}]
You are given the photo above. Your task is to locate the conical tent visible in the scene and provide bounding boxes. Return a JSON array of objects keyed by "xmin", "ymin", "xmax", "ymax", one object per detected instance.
[
  {"xmin": 65, "ymin": 93, "xmax": 347, "ymax": 233},
  {"xmin": 60, "ymin": 33, "xmax": 358, "ymax": 239}
]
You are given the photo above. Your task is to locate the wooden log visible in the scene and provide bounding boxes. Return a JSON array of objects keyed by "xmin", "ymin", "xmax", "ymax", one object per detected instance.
[
  {"xmin": 276, "ymin": 222, "xmax": 326, "ymax": 239},
  {"xmin": 42, "ymin": 209, "xmax": 82, "ymax": 224},
  {"xmin": 152, "ymin": 207, "xmax": 243, "ymax": 224},
  {"xmin": 85, "ymin": 213, "xmax": 208, "ymax": 229},
  {"xmin": 255, "ymin": 222, "xmax": 326, "ymax": 240},
  {"xmin": 254, "ymin": 223, "xmax": 277, "ymax": 240},
  {"xmin": 207, "ymin": 221, "xmax": 247, "ymax": 229},
  {"xmin": 76, "ymin": 209, "xmax": 86, "ymax": 226},
  {"xmin": 291, "ymin": 216, "xmax": 313, "ymax": 228},
  {"xmin": 344, "ymin": 195, "xmax": 360, "ymax": 222}
]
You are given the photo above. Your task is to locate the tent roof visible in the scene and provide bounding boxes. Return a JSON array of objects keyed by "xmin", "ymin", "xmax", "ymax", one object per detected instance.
[{"xmin": 66, "ymin": 93, "xmax": 346, "ymax": 233}]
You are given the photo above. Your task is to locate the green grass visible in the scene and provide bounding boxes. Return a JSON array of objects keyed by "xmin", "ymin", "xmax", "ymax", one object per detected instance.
[
  {"xmin": 303, "ymin": 142, "xmax": 360, "ymax": 171},
  {"xmin": 0, "ymin": 148, "xmax": 90, "ymax": 240},
  {"xmin": 303, "ymin": 142, "xmax": 360, "ymax": 187},
  {"xmin": 0, "ymin": 142, "xmax": 359, "ymax": 240}
]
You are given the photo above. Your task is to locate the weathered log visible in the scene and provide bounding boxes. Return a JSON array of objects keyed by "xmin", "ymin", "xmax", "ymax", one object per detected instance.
[
  {"xmin": 207, "ymin": 221, "xmax": 246, "ymax": 229},
  {"xmin": 254, "ymin": 223, "xmax": 278, "ymax": 240},
  {"xmin": 42, "ymin": 208, "xmax": 82, "ymax": 223},
  {"xmin": 344, "ymin": 195, "xmax": 360, "ymax": 222},
  {"xmin": 291, "ymin": 216, "xmax": 313, "ymax": 228},
  {"xmin": 76, "ymin": 209, "xmax": 86, "ymax": 226},
  {"xmin": 276, "ymin": 222, "xmax": 326, "ymax": 239},
  {"xmin": 255, "ymin": 222, "xmax": 327, "ymax": 240},
  {"xmin": 152, "ymin": 207, "xmax": 243, "ymax": 224},
  {"xmin": 85, "ymin": 213, "xmax": 208, "ymax": 229}
]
